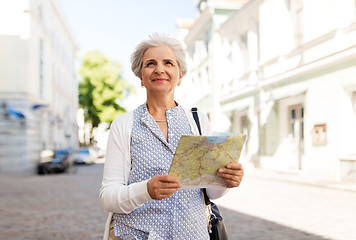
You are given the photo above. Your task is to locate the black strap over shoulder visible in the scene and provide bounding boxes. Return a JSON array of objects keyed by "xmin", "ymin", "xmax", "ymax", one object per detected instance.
[
  {"xmin": 202, "ymin": 188, "xmax": 212, "ymax": 205},
  {"xmin": 191, "ymin": 107, "xmax": 211, "ymax": 204},
  {"xmin": 191, "ymin": 107, "xmax": 202, "ymax": 136},
  {"xmin": 192, "ymin": 109, "xmax": 228, "ymax": 239}
]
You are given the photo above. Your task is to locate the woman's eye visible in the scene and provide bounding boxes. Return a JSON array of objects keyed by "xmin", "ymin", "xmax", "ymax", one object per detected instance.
[
  {"xmin": 146, "ymin": 62, "xmax": 154, "ymax": 67},
  {"xmin": 166, "ymin": 61, "xmax": 173, "ymax": 65}
]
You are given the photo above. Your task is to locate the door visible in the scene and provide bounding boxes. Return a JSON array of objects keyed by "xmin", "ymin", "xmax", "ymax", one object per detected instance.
[{"xmin": 288, "ymin": 104, "xmax": 304, "ymax": 170}]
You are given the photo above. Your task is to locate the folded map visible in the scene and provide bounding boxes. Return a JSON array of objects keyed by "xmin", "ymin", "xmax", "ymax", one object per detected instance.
[{"xmin": 168, "ymin": 133, "xmax": 247, "ymax": 189}]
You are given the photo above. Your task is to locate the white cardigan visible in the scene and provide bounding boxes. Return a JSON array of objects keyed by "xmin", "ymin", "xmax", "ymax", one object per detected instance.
[{"xmin": 99, "ymin": 106, "xmax": 228, "ymax": 240}]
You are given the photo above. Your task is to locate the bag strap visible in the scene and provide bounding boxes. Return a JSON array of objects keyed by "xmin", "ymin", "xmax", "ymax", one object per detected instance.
[
  {"xmin": 191, "ymin": 107, "xmax": 211, "ymax": 206},
  {"xmin": 191, "ymin": 107, "xmax": 202, "ymax": 136},
  {"xmin": 202, "ymin": 188, "xmax": 212, "ymax": 205}
]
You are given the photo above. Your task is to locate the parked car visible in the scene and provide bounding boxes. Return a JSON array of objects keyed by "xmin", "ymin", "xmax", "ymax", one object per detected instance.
[
  {"xmin": 72, "ymin": 147, "xmax": 97, "ymax": 164},
  {"xmin": 91, "ymin": 146, "xmax": 105, "ymax": 158},
  {"xmin": 37, "ymin": 149, "xmax": 73, "ymax": 174}
]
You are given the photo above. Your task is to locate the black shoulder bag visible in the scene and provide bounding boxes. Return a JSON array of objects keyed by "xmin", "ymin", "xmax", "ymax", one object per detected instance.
[{"xmin": 191, "ymin": 107, "xmax": 228, "ymax": 240}]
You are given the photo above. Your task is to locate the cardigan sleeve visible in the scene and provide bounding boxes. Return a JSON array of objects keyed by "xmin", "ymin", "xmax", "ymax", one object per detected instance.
[{"xmin": 99, "ymin": 115, "xmax": 152, "ymax": 214}]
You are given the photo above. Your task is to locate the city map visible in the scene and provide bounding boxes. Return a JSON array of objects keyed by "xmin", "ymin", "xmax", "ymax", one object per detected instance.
[{"xmin": 168, "ymin": 134, "xmax": 247, "ymax": 189}]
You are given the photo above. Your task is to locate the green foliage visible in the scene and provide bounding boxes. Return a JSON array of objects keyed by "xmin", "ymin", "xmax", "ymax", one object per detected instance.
[{"xmin": 78, "ymin": 51, "xmax": 132, "ymax": 128}]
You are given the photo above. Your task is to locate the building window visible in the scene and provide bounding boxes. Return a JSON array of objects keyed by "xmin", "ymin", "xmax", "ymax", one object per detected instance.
[
  {"xmin": 288, "ymin": 104, "xmax": 304, "ymax": 140},
  {"xmin": 289, "ymin": 0, "xmax": 304, "ymax": 48},
  {"xmin": 352, "ymin": 91, "xmax": 356, "ymax": 113},
  {"xmin": 38, "ymin": 5, "xmax": 43, "ymax": 23},
  {"xmin": 240, "ymin": 34, "xmax": 249, "ymax": 74},
  {"xmin": 312, "ymin": 124, "xmax": 327, "ymax": 146},
  {"xmin": 300, "ymin": 107, "xmax": 304, "ymax": 139},
  {"xmin": 39, "ymin": 39, "xmax": 44, "ymax": 98},
  {"xmin": 240, "ymin": 114, "xmax": 249, "ymax": 155},
  {"xmin": 240, "ymin": 115, "xmax": 248, "ymax": 135},
  {"xmin": 290, "ymin": 109, "xmax": 296, "ymax": 138}
]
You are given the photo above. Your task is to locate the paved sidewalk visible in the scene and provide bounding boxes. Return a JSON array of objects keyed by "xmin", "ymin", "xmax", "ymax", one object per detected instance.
[
  {"xmin": 215, "ymin": 166, "xmax": 356, "ymax": 240},
  {"xmin": 244, "ymin": 166, "xmax": 356, "ymax": 193}
]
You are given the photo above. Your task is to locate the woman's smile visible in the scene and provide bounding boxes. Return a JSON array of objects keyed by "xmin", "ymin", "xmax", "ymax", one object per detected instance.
[{"xmin": 152, "ymin": 78, "xmax": 168, "ymax": 82}]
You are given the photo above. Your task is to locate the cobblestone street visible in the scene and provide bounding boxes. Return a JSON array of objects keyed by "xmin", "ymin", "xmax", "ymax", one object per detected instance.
[
  {"xmin": 0, "ymin": 164, "xmax": 107, "ymax": 240},
  {"xmin": 1, "ymin": 163, "xmax": 355, "ymax": 240}
]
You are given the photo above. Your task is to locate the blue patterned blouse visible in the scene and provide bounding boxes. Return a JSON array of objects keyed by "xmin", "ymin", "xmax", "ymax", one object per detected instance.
[{"xmin": 113, "ymin": 103, "xmax": 209, "ymax": 240}]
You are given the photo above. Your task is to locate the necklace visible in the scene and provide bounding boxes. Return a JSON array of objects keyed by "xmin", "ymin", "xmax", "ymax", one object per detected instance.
[{"xmin": 155, "ymin": 120, "xmax": 167, "ymax": 122}]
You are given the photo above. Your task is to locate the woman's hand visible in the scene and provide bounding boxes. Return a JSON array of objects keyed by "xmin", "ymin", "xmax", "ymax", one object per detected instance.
[
  {"xmin": 217, "ymin": 163, "xmax": 244, "ymax": 188},
  {"xmin": 147, "ymin": 175, "xmax": 182, "ymax": 200}
]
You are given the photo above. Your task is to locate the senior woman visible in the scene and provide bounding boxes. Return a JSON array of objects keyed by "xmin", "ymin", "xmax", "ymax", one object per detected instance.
[{"xmin": 100, "ymin": 33, "xmax": 244, "ymax": 240}]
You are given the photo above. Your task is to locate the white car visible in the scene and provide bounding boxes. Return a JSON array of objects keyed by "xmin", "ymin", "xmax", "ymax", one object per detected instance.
[
  {"xmin": 72, "ymin": 147, "xmax": 97, "ymax": 164},
  {"xmin": 91, "ymin": 146, "xmax": 105, "ymax": 158}
]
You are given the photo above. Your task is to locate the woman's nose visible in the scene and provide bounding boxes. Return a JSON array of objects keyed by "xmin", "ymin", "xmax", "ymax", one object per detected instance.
[{"xmin": 155, "ymin": 64, "xmax": 165, "ymax": 74}]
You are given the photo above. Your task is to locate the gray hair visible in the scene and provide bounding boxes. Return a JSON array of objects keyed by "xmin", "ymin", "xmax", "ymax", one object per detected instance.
[{"xmin": 131, "ymin": 33, "xmax": 187, "ymax": 78}]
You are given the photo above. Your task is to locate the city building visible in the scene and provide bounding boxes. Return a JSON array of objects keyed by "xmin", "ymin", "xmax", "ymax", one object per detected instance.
[
  {"xmin": 0, "ymin": 0, "xmax": 79, "ymax": 174},
  {"xmin": 182, "ymin": 0, "xmax": 356, "ymax": 181},
  {"xmin": 181, "ymin": 0, "xmax": 249, "ymax": 131}
]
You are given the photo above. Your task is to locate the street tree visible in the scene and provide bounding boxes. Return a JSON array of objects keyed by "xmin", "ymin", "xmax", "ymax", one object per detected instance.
[{"xmin": 78, "ymin": 51, "xmax": 132, "ymax": 140}]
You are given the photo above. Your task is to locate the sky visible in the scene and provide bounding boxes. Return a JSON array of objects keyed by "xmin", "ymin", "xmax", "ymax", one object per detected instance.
[{"xmin": 58, "ymin": 0, "xmax": 199, "ymax": 87}]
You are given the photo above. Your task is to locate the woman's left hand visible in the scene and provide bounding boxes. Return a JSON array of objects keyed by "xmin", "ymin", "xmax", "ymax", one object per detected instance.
[{"xmin": 217, "ymin": 163, "xmax": 244, "ymax": 188}]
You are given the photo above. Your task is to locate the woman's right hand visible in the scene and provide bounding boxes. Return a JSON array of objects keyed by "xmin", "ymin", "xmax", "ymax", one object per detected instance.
[{"xmin": 147, "ymin": 175, "xmax": 182, "ymax": 200}]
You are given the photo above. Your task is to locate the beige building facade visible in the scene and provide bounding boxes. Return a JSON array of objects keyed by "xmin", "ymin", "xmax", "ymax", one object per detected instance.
[{"xmin": 0, "ymin": 0, "xmax": 79, "ymax": 174}]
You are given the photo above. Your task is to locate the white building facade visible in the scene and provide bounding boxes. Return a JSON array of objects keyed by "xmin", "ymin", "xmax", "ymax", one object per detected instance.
[
  {"xmin": 0, "ymin": 0, "xmax": 79, "ymax": 174},
  {"xmin": 183, "ymin": 0, "xmax": 356, "ymax": 181},
  {"xmin": 181, "ymin": 0, "xmax": 248, "ymax": 131}
]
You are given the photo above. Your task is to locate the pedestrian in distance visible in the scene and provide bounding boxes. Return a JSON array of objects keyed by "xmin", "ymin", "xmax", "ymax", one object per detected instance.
[{"xmin": 99, "ymin": 33, "xmax": 244, "ymax": 240}]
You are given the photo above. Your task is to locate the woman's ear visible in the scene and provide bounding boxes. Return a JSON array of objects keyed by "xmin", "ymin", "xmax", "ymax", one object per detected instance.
[{"xmin": 177, "ymin": 74, "xmax": 183, "ymax": 86}]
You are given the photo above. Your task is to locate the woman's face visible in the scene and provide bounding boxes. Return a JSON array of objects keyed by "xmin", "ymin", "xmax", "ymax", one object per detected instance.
[{"xmin": 141, "ymin": 45, "xmax": 182, "ymax": 96}]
